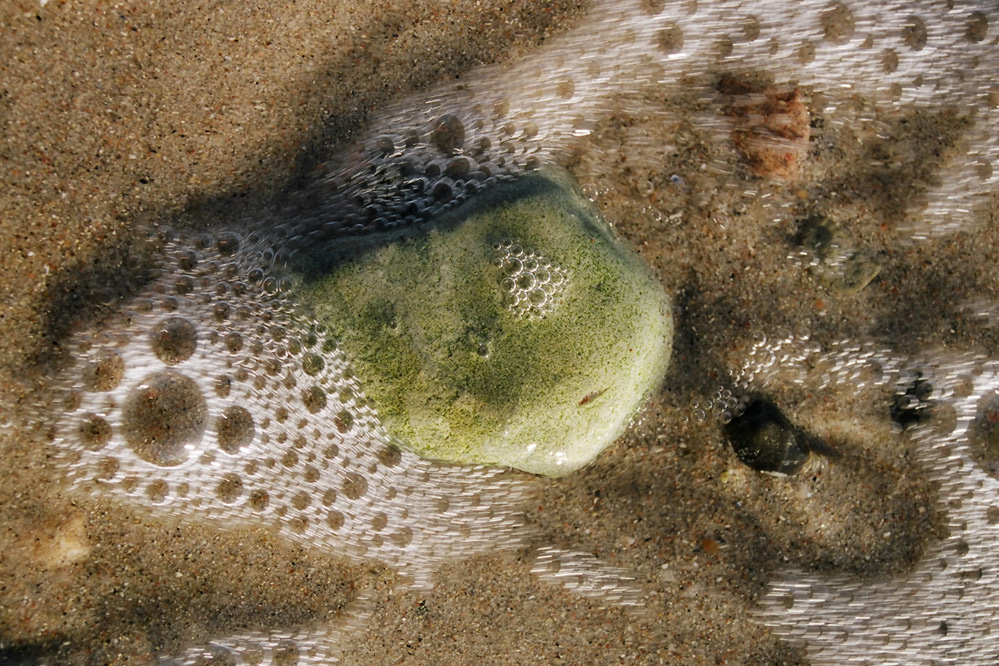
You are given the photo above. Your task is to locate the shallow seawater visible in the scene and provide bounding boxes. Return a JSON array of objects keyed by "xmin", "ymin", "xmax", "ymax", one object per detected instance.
[{"xmin": 3, "ymin": 1, "xmax": 999, "ymax": 665}]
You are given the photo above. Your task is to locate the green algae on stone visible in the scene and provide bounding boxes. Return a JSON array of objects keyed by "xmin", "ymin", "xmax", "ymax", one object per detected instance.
[{"xmin": 297, "ymin": 166, "xmax": 672, "ymax": 476}]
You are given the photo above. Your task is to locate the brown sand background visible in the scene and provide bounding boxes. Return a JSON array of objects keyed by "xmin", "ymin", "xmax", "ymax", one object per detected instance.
[{"xmin": 3, "ymin": 0, "xmax": 999, "ymax": 664}]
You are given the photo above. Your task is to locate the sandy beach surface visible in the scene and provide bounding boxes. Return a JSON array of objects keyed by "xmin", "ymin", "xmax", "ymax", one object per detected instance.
[{"xmin": 2, "ymin": 0, "xmax": 998, "ymax": 664}]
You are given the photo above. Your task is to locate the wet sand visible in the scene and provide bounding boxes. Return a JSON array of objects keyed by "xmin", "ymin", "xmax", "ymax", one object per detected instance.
[{"xmin": 2, "ymin": 0, "xmax": 998, "ymax": 664}]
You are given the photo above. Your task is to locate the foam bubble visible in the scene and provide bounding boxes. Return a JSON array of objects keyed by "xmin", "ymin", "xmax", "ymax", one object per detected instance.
[{"xmin": 122, "ymin": 371, "xmax": 207, "ymax": 466}]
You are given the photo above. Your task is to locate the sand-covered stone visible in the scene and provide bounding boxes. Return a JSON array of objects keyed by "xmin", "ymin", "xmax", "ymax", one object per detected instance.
[{"xmin": 298, "ymin": 166, "xmax": 672, "ymax": 476}]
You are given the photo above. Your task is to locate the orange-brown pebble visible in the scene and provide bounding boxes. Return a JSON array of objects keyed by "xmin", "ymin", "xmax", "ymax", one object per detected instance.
[{"xmin": 718, "ymin": 74, "xmax": 811, "ymax": 181}]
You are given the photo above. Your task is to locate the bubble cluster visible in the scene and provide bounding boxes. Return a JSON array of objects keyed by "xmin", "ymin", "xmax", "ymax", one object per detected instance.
[
  {"xmin": 730, "ymin": 336, "xmax": 999, "ymax": 664},
  {"xmin": 689, "ymin": 385, "xmax": 739, "ymax": 424},
  {"xmin": 491, "ymin": 240, "xmax": 567, "ymax": 319},
  {"xmin": 272, "ymin": 0, "xmax": 999, "ymax": 249},
  {"xmin": 531, "ymin": 547, "xmax": 646, "ymax": 610},
  {"xmin": 51, "ymin": 231, "xmax": 531, "ymax": 595}
]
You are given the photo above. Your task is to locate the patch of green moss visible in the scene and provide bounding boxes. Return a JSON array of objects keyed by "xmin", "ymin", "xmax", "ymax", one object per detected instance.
[{"xmin": 297, "ymin": 166, "xmax": 672, "ymax": 476}]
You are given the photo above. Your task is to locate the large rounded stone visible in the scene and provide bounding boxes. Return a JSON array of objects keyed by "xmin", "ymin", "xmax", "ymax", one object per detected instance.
[{"xmin": 298, "ymin": 166, "xmax": 672, "ymax": 476}]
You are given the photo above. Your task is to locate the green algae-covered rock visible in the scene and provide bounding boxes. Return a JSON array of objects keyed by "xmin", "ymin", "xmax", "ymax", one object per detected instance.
[{"xmin": 298, "ymin": 166, "xmax": 672, "ymax": 476}]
